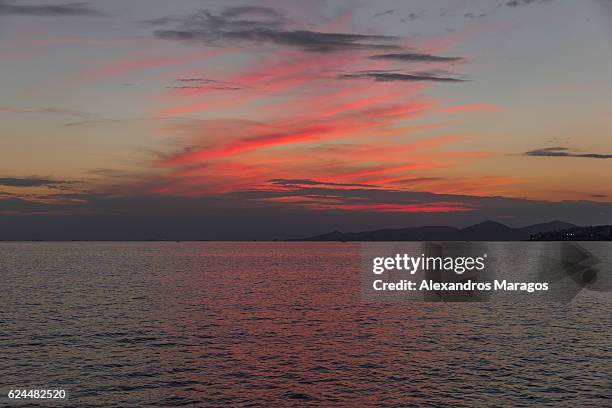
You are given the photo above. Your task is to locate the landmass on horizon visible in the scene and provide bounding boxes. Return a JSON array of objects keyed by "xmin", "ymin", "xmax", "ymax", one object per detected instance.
[
  {"xmin": 4, "ymin": 221, "xmax": 611, "ymax": 242},
  {"xmin": 294, "ymin": 221, "xmax": 612, "ymax": 241}
]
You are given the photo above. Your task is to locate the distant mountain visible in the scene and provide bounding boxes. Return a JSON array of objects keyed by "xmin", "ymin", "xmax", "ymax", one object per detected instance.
[{"xmin": 294, "ymin": 220, "xmax": 577, "ymax": 241}]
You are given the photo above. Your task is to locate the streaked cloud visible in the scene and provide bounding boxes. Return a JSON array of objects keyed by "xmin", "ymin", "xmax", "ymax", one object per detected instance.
[
  {"xmin": 369, "ymin": 53, "xmax": 463, "ymax": 63},
  {"xmin": 0, "ymin": 106, "xmax": 92, "ymax": 118},
  {"xmin": 338, "ymin": 70, "xmax": 464, "ymax": 83},
  {"xmin": 524, "ymin": 147, "xmax": 612, "ymax": 159},
  {"xmin": 464, "ymin": 12, "xmax": 487, "ymax": 19},
  {"xmin": 268, "ymin": 179, "xmax": 377, "ymax": 188},
  {"xmin": 504, "ymin": 0, "xmax": 555, "ymax": 7},
  {"xmin": 168, "ymin": 78, "xmax": 248, "ymax": 91},
  {"xmin": 152, "ymin": 6, "xmax": 400, "ymax": 52},
  {"xmin": 401, "ymin": 12, "xmax": 425, "ymax": 22},
  {"xmin": 0, "ymin": 1, "xmax": 104, "ymax": 16},
  {"xmin": 0, "ymin": 177, "xmax": 74, "ymax": 187},
  {"xmin": 373, "ymin": 9, "xmax": 396, "ymax": 18}
]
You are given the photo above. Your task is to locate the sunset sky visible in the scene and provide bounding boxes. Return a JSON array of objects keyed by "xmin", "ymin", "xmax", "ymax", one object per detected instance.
[{"xmin": 1, "ymin": 0, "xmax": 612, "ymax": 239}]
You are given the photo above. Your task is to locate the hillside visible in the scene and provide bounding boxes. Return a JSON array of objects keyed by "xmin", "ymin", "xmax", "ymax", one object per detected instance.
[{"xmin": 295, "ymin": 221, "xmax": 577, "ymax": 241}]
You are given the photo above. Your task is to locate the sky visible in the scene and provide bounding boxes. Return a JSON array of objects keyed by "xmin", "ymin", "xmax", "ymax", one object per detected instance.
[{"xmin": 1, "ymin": 0, "xmax": 612, "ymax": 239}]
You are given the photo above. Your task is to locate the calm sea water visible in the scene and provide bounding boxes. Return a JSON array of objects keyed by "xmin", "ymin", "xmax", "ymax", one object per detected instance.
[{"xmin": 1, "ymin": 242, "xmax": 610, "ymax": 407}]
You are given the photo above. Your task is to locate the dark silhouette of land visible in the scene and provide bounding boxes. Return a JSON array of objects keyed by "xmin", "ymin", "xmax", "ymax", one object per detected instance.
[
  {"xmin": 294, "ymin": 220, "xmax": 589, "ymax": 241},
  {"xmin": 530, "ymin": 225, "xmax": 612, "ymax": 241},
  {"xmin": 3, "ymin": 220, "xmax": 611, "ymax": 242}
]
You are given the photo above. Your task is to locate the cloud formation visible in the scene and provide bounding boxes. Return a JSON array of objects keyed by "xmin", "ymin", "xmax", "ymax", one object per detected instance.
[
  {"xmin": 524, "ymin": 147, "xmax": 612, "ymax": 159},
  {"xmin": 374, "ymin": 9, "xmax": 396, "ymax": 18},
  {"xmin": 0, "ymin": 177, "xmax": 74, "ymax": 187},
  {"xmin": 464, "ymin": 13, "xmax": 487, "ymax": 19},
  {"xmin": 338, "ymin": 70, "xmax": 464, "ymax": 83},
  {"xmin": 401, "ymin": 12, "xmax": 424, "ymax": 22},
  {"xmin": 505, "ymin": 0, "xmax": 555, "ymax": 7},
  {"xmin": 0, "ymin": 1, "xmax": 103, "ymax": 16},
  {"xmin": 369, "ymin": 53, "xmax": 463, "ymax": 63},
  {"xmin": 169, "ymin": 78, "xmax": 247, "ymax": 91},
  {"xmin": 268, "ymin": 179, "xmax": 377, "ymax": 188},
  {"xmin": 152, "ymin": 6, "xmax": 400, "ymax": 52},
  {"xmin": 0, "ymin": 106, "xmax": 92, "ymax": 118}
]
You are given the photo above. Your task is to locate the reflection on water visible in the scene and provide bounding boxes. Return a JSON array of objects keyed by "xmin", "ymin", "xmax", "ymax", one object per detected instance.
[{"xmin": 1, "ymin": 242, "xmax": 610, "ymax": 407}]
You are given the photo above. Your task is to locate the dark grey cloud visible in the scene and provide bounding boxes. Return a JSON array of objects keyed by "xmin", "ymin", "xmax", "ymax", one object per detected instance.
[
  {"xmin": 152, "ymin": 6, "xmax": 399, "ymax": 52},
  {"xmin": 374, "ymin": 9, "xmax": 395, "ymax": 17},
  {"xmin": 464, "ymin": 12, "xmax": 487, "ymax": 18},
  {"xmin": 0, "ymin": 1, "xmax": 103, "ymax": 16},
  {"xmin": 369, "ymin": 53, "xmax": 463, "ymax": 63},
  {"xmin": 505, "ymin": 0, "xmax": 555, "ymax": 7},
  {"xmin": 401, "ymin": 12, "xmax": 424, "ymax": 23},
  {"xmin": 268, "ymin": 179, "xmax": 376, "ymax": 188},
  {"xmin": 525, "ymin": 147, "xmax": 612, "ymax": 159},
  {"xmin": 140, "ymin": 16, "xmax": 181, "ymax": 26},
  {"xmin": 0, "ymin": 177, "xmax": 74, "ymax": 187},
  {"xmin": 219, "ymin": 5, "xmax": 284, "ymax": 20},
  {"xmin": 591, "ymin": 194, "xmax": 608, "ymax": 198},
  {"xmin": 338, "ymin": 70, "xmax": 464, "ymax": 83}
]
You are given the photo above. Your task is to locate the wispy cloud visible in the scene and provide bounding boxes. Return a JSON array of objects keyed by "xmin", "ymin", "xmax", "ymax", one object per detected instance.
[
  {"xmin": 0, "ymin": 1, "xmax": 104, "ymax": 16},
  {"xmin": 401, "ymin": 12, "xmax": 425, "ymax": 22},
  {"xmin": 152, "ymin": 6, "xmax": 400, "ymax": 52},
  {"xmin": 166, "ymin": 125, "xmax": 346, "ymax": 164},
  {"xmin": 145, "ymin": 5, "xmax": 477, "ymax": 201},
  {"xmin": 369, "ymin": 53, "xmax": 463, "ymax": 63},
  {"xmin": 504, "ymin": 0, "xmax": 555, "ymax": 7},
  {"xmin": 464, "ymin": 12, "xmax": 487, "ymax": 19},
  {"xmin": 338, "ymin": 70, "xmax": 465, "ymax": 83},
  {"xmin": 373, "ymin": 9, "xmax": 396, "ymax": 18},
  {"xmin": 268, "ymin": 179, "xmax": 377, "ymax": 188},
  {"xmin": 0, "ymin": 177, "xmax": 75, "ymax": 187},
  {"xmin": 0, "ymin": 106, "xmax": 93, "ymax": 118},
  {"xmin": 524, "ymin": 147, "xmax": 612, "ymax": 159},
  {"xmin": 167, "ymin": 78, "xmax": 248, "ymax": 91}
]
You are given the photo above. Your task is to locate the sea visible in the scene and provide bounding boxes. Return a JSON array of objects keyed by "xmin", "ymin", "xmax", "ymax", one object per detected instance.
[{"xmin": 1, "ymin": 242, "xmax": 610, "ymax": 407}]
